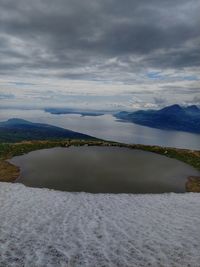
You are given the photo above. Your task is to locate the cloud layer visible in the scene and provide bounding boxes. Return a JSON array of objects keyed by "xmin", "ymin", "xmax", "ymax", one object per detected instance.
[{"xmin": 0, "ymin": 0, "xmax": 199, "ymax": 109}]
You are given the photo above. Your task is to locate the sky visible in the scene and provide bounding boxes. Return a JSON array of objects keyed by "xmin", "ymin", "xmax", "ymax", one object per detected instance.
[{"xmin": 0, "ymin": 0, "xmax": 199, "ymax": 111}]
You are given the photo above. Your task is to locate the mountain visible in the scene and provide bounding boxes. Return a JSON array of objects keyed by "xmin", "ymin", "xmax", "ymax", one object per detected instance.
[
  {"xmin": 0, "ymin": 118, "xmax": 96, "ymax": 143},
  {"xmin": 45, "ymin": 108, "xmax": 104, "ymax": 117},
  {"xmin": 185, "ymin": 105, "xmax": 200, "ymax": 113},
  {"xmin": 115, "ymin": 105, "xmax": 200, "ymax": 134}
]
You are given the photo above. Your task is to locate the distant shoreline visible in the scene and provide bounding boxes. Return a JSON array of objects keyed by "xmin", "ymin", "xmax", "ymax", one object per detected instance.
[{"xmin": 0, "ymin": 139, "xmax": 200, "ymax": 192}]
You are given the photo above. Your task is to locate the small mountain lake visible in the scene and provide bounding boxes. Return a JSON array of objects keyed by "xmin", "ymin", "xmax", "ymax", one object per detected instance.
[{"xmin": 9, "ymin": 146, "xmax": 200, "ymax": 193}]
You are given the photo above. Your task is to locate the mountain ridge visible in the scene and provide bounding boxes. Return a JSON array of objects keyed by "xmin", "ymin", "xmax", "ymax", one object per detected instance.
[
  {"xmin": 115, "ymin": 105, "xmax": 200, "ymax": 134},
  {"xmin": 0, "ymin": 118, "xmax": 97, "ymax": 143}
]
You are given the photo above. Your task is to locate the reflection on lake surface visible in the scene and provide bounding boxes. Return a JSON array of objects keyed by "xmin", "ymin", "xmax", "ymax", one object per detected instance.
[
  {"xmin": 10, "ymin": 146, "xmax": 200, "ymax": 193},
  {"xmin": 0, "ymin": 109, "xmax": 200, "ymax": 149}
]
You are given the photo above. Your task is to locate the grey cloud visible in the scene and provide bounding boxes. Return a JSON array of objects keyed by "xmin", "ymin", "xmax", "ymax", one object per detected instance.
[
  {"xmin": 0, "ymin": 93, "xmax": 15, "ymax": 99},
  {"xmin": 160, "ymin": 85, "xmax": 200, "ymax": 95},
  {"xmin": 187, "ymin": 95, "xmax": 200, "ymax": 105},
  {"xmin": 153, "ymin": 97, "xmax": 166, "ymax": 105},
  {"xmin": 8, "ymin": 82, "xmax": 36, "ymax": 86},
  {"xmin": 0, "ymin": 0, "xmax": 199, "ymax": 83}
]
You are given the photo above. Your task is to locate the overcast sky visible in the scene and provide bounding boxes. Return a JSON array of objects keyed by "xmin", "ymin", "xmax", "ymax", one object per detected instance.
[{"xmin": 0, "ymin": 0, "xmax": 199, "ymax": 110}]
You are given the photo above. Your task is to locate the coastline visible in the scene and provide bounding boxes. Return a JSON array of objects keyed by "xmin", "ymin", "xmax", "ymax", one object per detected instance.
[{"xmin": 0, "ymin": 139, "xmax": 200, "ymax": 191}]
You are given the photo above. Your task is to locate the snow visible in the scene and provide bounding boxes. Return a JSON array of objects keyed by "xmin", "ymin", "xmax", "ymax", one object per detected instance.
[{"xmin": 0, "ymin": 182, "xmax": 200, "ymax": 267}]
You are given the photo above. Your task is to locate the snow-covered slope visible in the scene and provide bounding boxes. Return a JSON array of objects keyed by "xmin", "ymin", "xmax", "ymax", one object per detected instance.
[{"xmin": 0, "ymin": 182, "xmax": 200, "ymax": 267}]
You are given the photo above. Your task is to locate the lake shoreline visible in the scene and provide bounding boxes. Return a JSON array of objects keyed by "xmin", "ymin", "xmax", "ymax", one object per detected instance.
[{"xmin": 0, "ymin": 139, "xmax": 200, "ymax": 192}]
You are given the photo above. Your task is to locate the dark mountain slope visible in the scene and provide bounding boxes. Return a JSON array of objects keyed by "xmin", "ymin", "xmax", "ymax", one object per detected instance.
[
  {"xmin": 0, "ymin": 118, "xmax": 96, "ymax": 142},
  {"xmin": 115, "ymin": 105, "xmax": 200, "ymax": 134}
]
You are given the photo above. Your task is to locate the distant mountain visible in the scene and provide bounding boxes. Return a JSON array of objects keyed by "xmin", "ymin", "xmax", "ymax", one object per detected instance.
[
  {"xmin": 0, "ymin": 118, "xmax": 96, "ymax": 143},
  {"xmin": 115, "ymin": 105, "xmax": 200, "ymax": 134},
  {"xmin": 45, "ymin": 108, "xmax": 104, "ymax": 117}
]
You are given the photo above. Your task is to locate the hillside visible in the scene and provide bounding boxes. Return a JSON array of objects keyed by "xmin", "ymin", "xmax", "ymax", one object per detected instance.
[
  {"xmin": 0, "ymin": 118, "xmax": 96, "ymax": 143},
  {"xmin": 115, "ymin": 105, "xmax": 200, "ymax": 133}
]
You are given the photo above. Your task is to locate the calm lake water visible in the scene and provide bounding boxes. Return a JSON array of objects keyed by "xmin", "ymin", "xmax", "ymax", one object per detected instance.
[
  {"xmin": 10, "ymin": 146, "xmax": 200, "ymax": 193},
  {"xmin": 0, "ymin": 108, "xmax": 200, "ymax": 149}
]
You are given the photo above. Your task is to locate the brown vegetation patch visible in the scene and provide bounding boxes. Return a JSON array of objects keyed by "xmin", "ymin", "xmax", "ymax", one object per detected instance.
[
  {"xmin": 0, "ymin": 160, "xmax": 20, "ymax": 182},
  {"xmin": 186, "ymin": 176, "xmax": 200, "ymax": 193}
]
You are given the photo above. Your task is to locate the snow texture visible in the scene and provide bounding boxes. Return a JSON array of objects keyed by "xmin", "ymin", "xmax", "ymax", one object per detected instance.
[{"xmin": 0, "ymin": 182, "xmax": 200, "ymax": 267}]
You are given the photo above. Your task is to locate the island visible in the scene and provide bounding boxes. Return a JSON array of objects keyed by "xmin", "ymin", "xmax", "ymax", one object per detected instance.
[{"xmin": 44, "ymin": 108, "xmax": 104, "ymax": 117}]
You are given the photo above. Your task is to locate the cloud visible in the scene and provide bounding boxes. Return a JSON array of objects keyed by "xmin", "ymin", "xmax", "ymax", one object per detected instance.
[
  {"xmin": 185, "ymin": 95, "xmax": 200, "ymax": 106},
  {"xmin": 0, "ymin": 0, "xmax": 199, "ymax": 109},
  {"xmin": 0, "ymin": 0, "xmax": 199, "ymax": 77},
  {"xmin": 153, "ymin": 97, "xmax": 166, "ymax": 105},
  {"xmin": 0, "ymin": 93, "xmax": 15, "ymax": 99}
]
